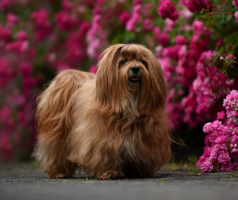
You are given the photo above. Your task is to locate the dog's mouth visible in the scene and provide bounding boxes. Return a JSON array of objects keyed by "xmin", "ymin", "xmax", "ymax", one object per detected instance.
[{"xmin": 129, "ymin": 76, "xmax": 140, "ymax": 83}]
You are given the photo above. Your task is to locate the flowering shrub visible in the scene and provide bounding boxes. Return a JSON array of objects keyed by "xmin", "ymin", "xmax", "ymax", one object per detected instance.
[
  {"xmin": 0, "ymin": 0, "xmax": 238, "ymax": 161},
  {"xmin": 197, "ymin": 90, "xmax": 238, "ymax": 173}
]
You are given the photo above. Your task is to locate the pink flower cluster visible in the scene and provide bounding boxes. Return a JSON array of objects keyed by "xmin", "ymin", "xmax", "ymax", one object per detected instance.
[
  {"xmin": 155, "ymin": 1, "xmax": 237, "ymax": 130},
  {"xmin": 158, "ymin": 0, "xmax": 179, "ymax": 21},
  {"xmin": 126, "ymin": 0, "xmax": 156, "ymax": 33},
  {"xmin": 235, "ymin": 12, "xmax": 238, "ymax": 24},
  {"xmin": 156, "ymin": 13, "xmax": 226, "ymax": 129},
  {"xmin": 126, "ymin": 1, "xmax": 141, "ymax": 31},
  {"xmin": 0, "ymin": 0, "xmax": 115, "ymax": 160},
  {"xmin": 233, "ymin": 0, "xmax": 238, "ymax": 9},
  {"xmin": 197, "ymin": 90, "xmax": 238, "ymax": 173},
  {"xmin": 183, "ymin": 0, "xmax": 213, "ymax": 12},
  {"xmin": 191, "ymin": 51, "xmax": 233, "ymax": 122},
  {"xmin": 0, "ymin": 0, "xmax": 47, "ymax": 160}
]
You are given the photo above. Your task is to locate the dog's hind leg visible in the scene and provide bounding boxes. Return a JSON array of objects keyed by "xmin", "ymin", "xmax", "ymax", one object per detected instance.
[
  {"xmin": 33, "ymin": 139, "xmax": 77, "ymax": 178},
  {"xmin": 33, "ymin": 69, "xmax": 96, "ymax": 178}
]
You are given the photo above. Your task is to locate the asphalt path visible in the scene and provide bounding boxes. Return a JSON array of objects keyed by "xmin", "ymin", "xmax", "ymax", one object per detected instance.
[{"xmin": 0, "ymin": 163, "xmax": 238, "ymax": 200}]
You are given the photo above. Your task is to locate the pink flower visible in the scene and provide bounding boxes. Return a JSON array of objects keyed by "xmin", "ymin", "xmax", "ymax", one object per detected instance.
[
  {"xmin": 22, "ymin": 76, "xmax": 36, "ymax": 95},
  {"xmin": 55, "ymin": 62, "xmax": 71, "ymax": 71},
  {"xmin": 212, "ymin": 120, "xmax": 222, "ymax": 129},
  {"xmin": 89, "ymin": 65, "xmax": 97, "ymax": 73},
  {"xmin": 62, "ymin": 0, "xmax": 73, "ymax": 11},
  {"xmin": 220, "ymin": 163, "xmax": 233, "ymax": 171},
  {"xmin": 183, "ymin": 0, "xmax": 213, "ymax": 13},
  {"xmin": 175, "ymin": 35, "xmax": 188, "ymax": 45},
  {"xmin": 181, "ymin": 95, "xmax": 197, "ymax": 113},
  {"xmin": 143, "ymin": 3, "xmax": 154, "ymax": 17},
  {"xmin": 164, "ymin": 19, "xmax": 176, "ymax": 32},
  {"xmin": 163, "ymin": 45, "xmax": 181, "ymax": 61},
  {"xmin": 234, "ymin": 11, "xmax": 238, "ymax": 24},
  {"xmin": 231, "ymin": 135, "xmax": 238, "ymax": 144},
  {"xmin": 203, "ymin": 122, "xmax": 213, "ymax": 133},
  {"xmin": 126, "ymin": 5, "xmax": 141, "ymax": 31},
  {"xmin": 228, "ymin": 54, "xmax": 233, "ymax": 59},
  {"xmin": 119, "ymin": 11, "xmax": 130, "ymax": 25},
  {"xmin": 217, "ymin": 111, "xmax": 225, "ymax": 120},
  {"xmin": 6, "ymin": 41, "xmax": 29, "ymax": 53},
  {"xmin": 158, "ymin": 57, "xmax": 173, "ymax": 81},
  {"xmin": 233, "ymin": 0, "xmax": 238, "ymax": 9},
  {"xmin": 198, "ymin": 90, "xmax": 238, "ymax": 172},
  {"xmin": 17, "ymin": 30, "xmax": 28, "ymax": 40},
  {"xmin": 201, "ymin": 159, "xmax": 213, "ymax": 173},
  {"xmin": 0, "ymin": 25, "xmax": 11, "ymax": 42},
  {"xmin": 47, "ymin": 53, "xmax": 56, "ymax": 63},
  {"xmin": 68, "ymin": 45, "xmax": 83, "ymax": 61},
  {"xmin": 31, "ymin": 9, "xmax": 52, "ymax": 40},
  {"xmin": 158, "ymin": 0, "xmax": 179, "ymax": 21},
  {"xmin": 6, "ymin": 13, "xmax": 18, "ymax": 27},
  {"xmin": 190, "ymin": 30, "xmax": 210, "ymax": 53},
  {"xmin": 87, "ymin": 39, "xmax": 100, "ymax": 59},
  {"xmin": 215, "ymin": 136, "xmax": 228, "ymax": 144},
  {"xmin": 86, "ymin": 15, "xmax": 101, "ymax": 41},
  {"xmin": 180, "ymin": 7, "xmax": 193, "ymax": 19},
  {"xmin": 153, "ymin": 27, "xmax": 169, "ymax": 46},
  {"xmin": 20, "ymin": 63, "xmax": 32, "ymax": 76},
  {"xmin": 55, "ymin": 11, "xmax": 75, "ymax": 30},
  {"xmin": 31, "ymin": 8, "xmax": 49, "ymax": 24},
  {"xmin": 143, "ymin": 19, "xmax": 153, "ymax": 31},
  {"xmin": 0, "ymin": 58, "xmax": 13, "ymax": 87},
  {"xmin": 0, "ymin": 106, "xmax": 11, "ymax": 123},
  {"xmin": 218, "ymin": 152, "xmax": 230, "ymax": 165},
  {"xmin": 0, "ymin": 0, "xmax": 13, "ymax": 10},
  {"xmin": 192, "ymin": 20, "xmax": 206, "ymax": 33},
  {"xmin": 209, "ymin": 148, "xmax": 218, "ymax": 161},
  {"xmin": 133, "ymin": 0, "xmax": 142, "ymax": 5},
  {"xmin": 7, "ymin": 90, "xmax": 26, "ymax": 106}
]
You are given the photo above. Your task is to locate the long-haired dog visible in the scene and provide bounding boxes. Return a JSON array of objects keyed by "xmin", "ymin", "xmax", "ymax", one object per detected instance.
[{"xmin": 33, "ymin": 44, "xmax": 171, "ymax": 180}]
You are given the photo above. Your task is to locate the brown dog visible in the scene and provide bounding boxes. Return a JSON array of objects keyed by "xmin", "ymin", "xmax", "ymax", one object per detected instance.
[{"xmin": 33, "ymin": 44, "xmax": 171, "ymax": 180}]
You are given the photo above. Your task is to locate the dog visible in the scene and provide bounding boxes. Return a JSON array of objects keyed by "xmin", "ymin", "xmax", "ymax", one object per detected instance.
[{"xmin": 33, "ymin": 44, "xmax": 171, "ymax": 180}]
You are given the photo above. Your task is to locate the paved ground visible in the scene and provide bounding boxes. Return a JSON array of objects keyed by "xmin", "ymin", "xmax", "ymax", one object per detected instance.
[{"xmin": 0, "ymin": 163, "xmax": 238, "ymax": 200}]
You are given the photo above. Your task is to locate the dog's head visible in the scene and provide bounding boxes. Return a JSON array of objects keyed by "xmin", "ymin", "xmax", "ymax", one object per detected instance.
[{"xmin": 96, "ymin": 44, "xmax": 167, "ymax": 115}]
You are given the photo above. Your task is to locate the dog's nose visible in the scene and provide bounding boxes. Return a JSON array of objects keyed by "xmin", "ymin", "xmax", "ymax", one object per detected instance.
[{"xmin": 131, "ymin": 66, "xmax": 140, "ymax": 73}]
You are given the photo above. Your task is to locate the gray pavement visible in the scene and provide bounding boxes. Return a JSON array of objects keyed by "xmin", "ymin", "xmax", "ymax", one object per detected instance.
[{"xmin": 0, "ymin": 163, "xmax": 238, "ymax": 200}]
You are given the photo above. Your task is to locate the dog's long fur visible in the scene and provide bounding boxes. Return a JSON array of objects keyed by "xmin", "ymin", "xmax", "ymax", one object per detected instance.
[{"xmin": 33, "ymin": 44, "xmax": 171, "ymax": 179}]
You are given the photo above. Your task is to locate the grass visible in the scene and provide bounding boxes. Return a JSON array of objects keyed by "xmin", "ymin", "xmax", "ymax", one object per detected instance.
[
  {"xmin": 85, "ymin": 178, "xmax": 96, "ymax": 181},
  {"xmin": 164, "ymin": 154, "xmax": 201, "ymax": 174},
  {"xmin": 31, "ymin": 161, "xmax": 39, "ymax": 171},
  {"xmin": 230, "ymin": 171, "xmax": 238, "ymax": 178}
]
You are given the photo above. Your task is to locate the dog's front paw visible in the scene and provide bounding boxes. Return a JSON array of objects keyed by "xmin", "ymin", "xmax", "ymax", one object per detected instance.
[{"xmin": 98, "ymin": 171, "xmax": 124, "ymax": 180}]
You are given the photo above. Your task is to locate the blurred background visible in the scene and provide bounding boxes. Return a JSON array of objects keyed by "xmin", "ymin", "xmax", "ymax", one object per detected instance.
[{"xmin": 0, "ymin": 0, "xmax": 238, "ymax": 170}]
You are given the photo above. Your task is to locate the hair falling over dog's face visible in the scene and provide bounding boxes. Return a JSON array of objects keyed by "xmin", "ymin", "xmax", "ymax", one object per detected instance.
[{"xmin": 96, "ymin": 44, "xmax": 167, "ymax": 116}]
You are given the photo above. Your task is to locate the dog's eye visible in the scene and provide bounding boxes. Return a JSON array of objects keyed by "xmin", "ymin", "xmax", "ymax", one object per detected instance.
[
  {"xmin": 121, "ymin": 59, "xmax": 128, "ymax": 65},
  {"xmin": 140, "ymin": 59, "xmax": 146, "ymax": 65}
]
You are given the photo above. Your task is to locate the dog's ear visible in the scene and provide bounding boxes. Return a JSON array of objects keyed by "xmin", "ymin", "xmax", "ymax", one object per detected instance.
[
  {"xmin": 149, "ymin": 52, "xmax": 167, "ymax": 106},
  {"xmin": 95, "ymin": 44, "xmax": 123, "ymax": 105},
  {"xmin": 139, "ymin": 47, "xmax": 167, "ymax": 112}
]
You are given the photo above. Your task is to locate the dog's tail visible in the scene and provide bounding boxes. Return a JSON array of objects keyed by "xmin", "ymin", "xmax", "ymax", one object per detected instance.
[{"xmin": 36, "ymin": 69, "xmax": 95, "ymax": 141}]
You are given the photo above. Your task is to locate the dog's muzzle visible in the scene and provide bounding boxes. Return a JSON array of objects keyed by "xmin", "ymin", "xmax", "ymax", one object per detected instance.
[{"xmin": 129, "ymin": 66, "xmax": 140, "ymax": 83}]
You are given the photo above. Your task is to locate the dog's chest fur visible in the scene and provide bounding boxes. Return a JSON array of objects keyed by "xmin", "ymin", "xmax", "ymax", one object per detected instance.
[{"xmin": 117, "ymin": 122, "xmax": 152, "ymax": 178}]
